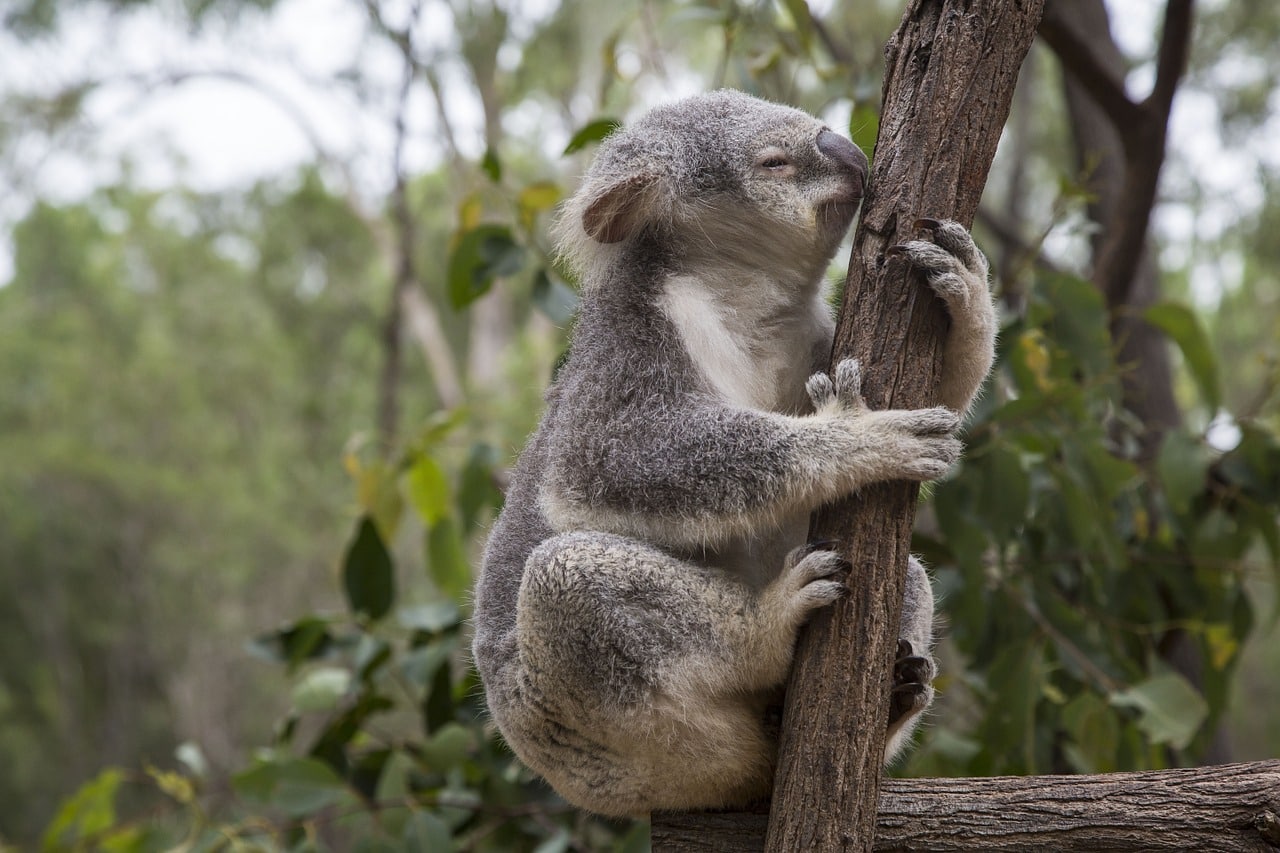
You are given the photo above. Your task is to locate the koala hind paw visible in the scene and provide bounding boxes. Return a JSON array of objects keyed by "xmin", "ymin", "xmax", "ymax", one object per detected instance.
[
  {"xmin": 781, "ymin": 543, "xmax": 849, "ymax": 611},
  {"xmin": 888, "ymin": 638, "xmax": 936, "ymax": 727}
]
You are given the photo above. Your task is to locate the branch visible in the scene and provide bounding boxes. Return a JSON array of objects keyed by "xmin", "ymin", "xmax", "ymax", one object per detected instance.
[
  {"xmin": 1038, "ymin": 2, "xmax": 1143, "ymax": 135},
  {"xmin": 654, "ymin": 760, "xmax": 1280, "ymax": 852},
  {"xmin": 762, "ymin": 2, "xmax": 1044, "ymax": 850},
  {"xmin": 1041, "ymin": 0, "xmax": 1196, "ymax": 310}
]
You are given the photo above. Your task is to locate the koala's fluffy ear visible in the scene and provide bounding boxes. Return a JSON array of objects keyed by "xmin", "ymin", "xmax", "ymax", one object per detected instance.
[{"xmin": 582, "ymin": 172, "xmax": 660, "ymax": 244}]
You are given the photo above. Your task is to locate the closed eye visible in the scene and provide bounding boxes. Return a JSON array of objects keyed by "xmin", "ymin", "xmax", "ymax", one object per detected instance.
[{"xmin": 761, "ymin": 156, "xmax": 789, "ymax": 169}]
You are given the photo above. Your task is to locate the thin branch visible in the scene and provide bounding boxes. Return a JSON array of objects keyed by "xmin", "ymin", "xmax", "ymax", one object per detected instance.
[
  {"xmin": 373, "ymin": 0, "xmax": 422, "ymax": 450},
  {"xmin": 1037, "ymin": 2, "xmax": 1142, "ymax": 135},
  {"xmin": 1093, "ymin": 0, "xmax": 1196, "ymax": 308},
  {"xmin": 1147, "ymin": 0, "xmax": 1195, "ymax": 117}
]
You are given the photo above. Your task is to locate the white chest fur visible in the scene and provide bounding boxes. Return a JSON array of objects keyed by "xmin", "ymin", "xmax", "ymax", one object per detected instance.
[{"xmin": 658, "ymin": 272, "xmax": 832, "ymax": 414}]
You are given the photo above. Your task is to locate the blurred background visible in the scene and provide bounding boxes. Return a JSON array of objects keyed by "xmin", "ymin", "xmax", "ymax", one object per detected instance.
[{"xmin": 2, "ymin": 0, "xmax": 1278, "ymax": 849}]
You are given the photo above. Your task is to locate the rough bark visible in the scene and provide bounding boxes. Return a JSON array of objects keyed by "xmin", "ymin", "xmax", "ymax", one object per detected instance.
[
  {"xmin": 654, "ymin": 759, "xmax": 1280, "ymax": 852},
  {"xmin": 761, "ymin": 2, "xmax": 1044, "ymax": 851}
]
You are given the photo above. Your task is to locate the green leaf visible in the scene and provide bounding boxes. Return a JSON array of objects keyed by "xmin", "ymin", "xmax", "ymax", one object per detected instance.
[
  {"xmin": 1110, "ymin": 672, "xmax": 1208, "ymax": 749},
  {"xmin": 518, "ymin": 182, "xmax": 561, "ymax": 229},
  {"xmin": 400, "ymin": 640, "xmax": 453, "ymax": 696},
  {"xmin": 531, "ymin": 268, "xmax": 580, "ymax": 323},
  {"xmin": 406, "ymin": 455, "xmax": 450, "ymax": 526},
  {"xmin": 480, "ymin": 148, "xmax": 502, "ymax": 182},
  {"xmin": 563, "ymin": 118, "xmax": 621, "ymax": 155},
  {"xmin": 973, "ymin": 444, "xmax": 1029, "ymax": 542},
  {"xmin": 292, "ymin": 666, "xmax": 352, "ymax": 712},
  {"xmin": 232, "ymin": 757, "xmax": 353, "ymax": 818},
  {"xmin": 1157, "ymin": 429, "xmax": 1209, "ymax": 515},
  {"xmin": 343, "ymin": 517, "xmax": 395, "ymax": 622},
  {"xmin": 427, "ymin": 518, "xmax": 470, "ymax": 601},
  {"xmin": 1145, "ymin": 301, "xmax": 1221, "ymax": 412},
  {"xmin": 421, "ymin": 722, "xmax": 474, "ymax": 771},
  {"xmin": 354, "ymin": 633, "xmax": 391, "ymax": 681},
  {"xmin": 247, "ymin": 616, "xmax": 334, "ymax": 671},
  {"xmin": 42, "ymin": 767, "xmax": 123, "ymax": 850},
  {"xmin": 447, "ymin": 224, "xmax": 525, "ymax": 309},
  {"xmin": 457, "ymin": 442, "xmax": 503, "ymax": 531},
  {"xmin": 424, "ymin": 656, "xmax": 455, "ymax": 734},
  {"xmin": 404, "ymin": 811, "xmax": 454, "ymax": 853},
  {"xmin": 398, "ymin": 601, "xmax": 461, "ymax": 634},
  {"xmin": 1061, "ymin": 691, "xmax": 1119, "ymax": 773}
]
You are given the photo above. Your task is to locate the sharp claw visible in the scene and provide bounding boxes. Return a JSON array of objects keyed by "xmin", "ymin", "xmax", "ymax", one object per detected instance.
[
  {"xmin": 913, "ymin": 217, "xmax": 942, "ymax": 231},
  {"xmin": 802, "ymin": 538, "xmax": 840, "ymax": 556},
  {"xmin": 884, "ymin": 244, "xmax": 907, "ymax": 257}
]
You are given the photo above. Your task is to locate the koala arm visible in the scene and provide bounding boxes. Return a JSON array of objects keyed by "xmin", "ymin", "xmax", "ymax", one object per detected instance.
[{"xmin": 542, "ymin": 360, "xmax": 959, "ymax": 550}]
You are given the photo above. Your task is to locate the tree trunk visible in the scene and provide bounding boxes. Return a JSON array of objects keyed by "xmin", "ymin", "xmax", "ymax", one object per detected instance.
[
  {"xmin": 762, "ymin": 2, "xmax": 1044, "ymax": 850},
  {"xmin": 654, "ymin": 759, "xmax": 1280, "ymax": 852}
]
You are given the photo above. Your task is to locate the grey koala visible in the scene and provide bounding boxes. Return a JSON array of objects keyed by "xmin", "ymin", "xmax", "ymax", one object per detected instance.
[{"xmin": 472, "ymin": 90, "xmax": 996, "ymax": 817}]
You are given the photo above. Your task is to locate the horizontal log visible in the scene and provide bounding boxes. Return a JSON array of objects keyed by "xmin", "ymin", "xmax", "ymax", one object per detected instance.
[{"xmin": 651, "ymin": 760, "xmax": 1280, "ymax": 852}]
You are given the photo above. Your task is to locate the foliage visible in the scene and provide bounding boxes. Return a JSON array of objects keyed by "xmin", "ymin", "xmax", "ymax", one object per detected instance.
[{"xmin": 908, "ymin": 268, "xmax": 1279, "ymax": 777}]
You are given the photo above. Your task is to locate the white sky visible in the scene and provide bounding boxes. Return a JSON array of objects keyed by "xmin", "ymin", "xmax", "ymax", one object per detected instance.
[{"xmin": 0, "ymin": 0, "xmax": 1271, "ymax": 301}]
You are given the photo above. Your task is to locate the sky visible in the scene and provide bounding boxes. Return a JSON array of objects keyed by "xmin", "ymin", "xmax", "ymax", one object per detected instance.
[{"xmin": 0, "ymin": 0, "xmax": 1270, "ymax": 303}]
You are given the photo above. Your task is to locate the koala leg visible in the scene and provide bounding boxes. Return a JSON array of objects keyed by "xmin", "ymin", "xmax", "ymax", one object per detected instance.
[
  {"xmin": 499, "ymin": 531, "xmax": 846, "ymax": 817},
  {"xmin": 885, "ymin": 556, "xmax": 936, "ymax": 762}
]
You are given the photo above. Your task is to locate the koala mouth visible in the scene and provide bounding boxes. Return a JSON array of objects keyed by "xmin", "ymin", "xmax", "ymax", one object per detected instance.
[{"xmin": 818, "ymin": 193, "xmax": 862, "ymax": 236}]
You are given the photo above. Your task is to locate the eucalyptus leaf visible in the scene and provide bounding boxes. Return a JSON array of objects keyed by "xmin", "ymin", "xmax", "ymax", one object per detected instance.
[
  {"xmin": 1111, "ymin": 672, "xmax": 1208, "ymax": 749},
  {"xmin": 343, "ymin": 517, "xmax": 395, "ymax": 622}
]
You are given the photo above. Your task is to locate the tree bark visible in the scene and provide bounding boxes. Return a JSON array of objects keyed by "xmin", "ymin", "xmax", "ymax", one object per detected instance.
[
  {"xmin": 762, "ymin": 3, "xmax": 1044, "ymax": 851},
  {"xmin": 654, "ymin": 759, "xmax": 1280, "ymax": 852},
  {"xmin": 747, "ymin": 1, "xmax": 1039, "ymax": 845}
]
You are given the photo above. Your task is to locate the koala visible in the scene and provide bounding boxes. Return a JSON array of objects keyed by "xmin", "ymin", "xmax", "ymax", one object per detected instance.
[{"xmin": 472, "ymin": 90, "xmax": 995, "ymax": 817}]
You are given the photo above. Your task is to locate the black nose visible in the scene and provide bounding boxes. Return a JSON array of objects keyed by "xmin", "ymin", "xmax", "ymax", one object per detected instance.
[{"xmin": 817, "ymin": 129, "xmax": 869, "ymax": 178}]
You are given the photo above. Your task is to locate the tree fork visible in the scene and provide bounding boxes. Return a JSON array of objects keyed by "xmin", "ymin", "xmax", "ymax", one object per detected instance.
[{"xmin": 653, "ymin": 760, "xmax": 1280, "ymax": 852}]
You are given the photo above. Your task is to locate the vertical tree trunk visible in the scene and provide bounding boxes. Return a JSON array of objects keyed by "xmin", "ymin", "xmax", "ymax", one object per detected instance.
[{"xmin": 763, "ymin": 3, "xmax": 1044, "ymax": 850}]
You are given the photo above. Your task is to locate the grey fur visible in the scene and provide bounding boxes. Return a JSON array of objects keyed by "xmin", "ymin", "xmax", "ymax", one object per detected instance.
[{"xmin": 472, "ymin": 90, "xmax": 996, "ymax": 817}]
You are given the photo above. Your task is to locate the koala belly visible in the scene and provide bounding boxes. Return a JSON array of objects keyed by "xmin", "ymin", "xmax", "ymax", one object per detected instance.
[{"xmin": 490, "ymin": 530, "xmax": 787, "ymax": 817}]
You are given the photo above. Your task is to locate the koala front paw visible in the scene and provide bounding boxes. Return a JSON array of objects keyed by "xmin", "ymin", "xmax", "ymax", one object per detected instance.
[
  {"xmin": 805, "ymin": 357, "xmax": 865, "ymax": 414},
  {"xmin": 861, "ymin": 404, "xmax": 962, "ymax": 482},
  {"xmin": 810, "ymin": 358, "xmax": 962, "ymax": 483},
  {"xmin": 888, "ymin": 638, "xmax": 936, "ymax": 728},
  {"xmin": 888, "ymin": 218, "xmax": 991, "ymax": 319}
]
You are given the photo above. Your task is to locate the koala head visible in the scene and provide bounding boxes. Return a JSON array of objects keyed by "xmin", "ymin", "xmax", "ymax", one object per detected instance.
[{"xmin": 555, "ymin": 90, "xmax": 868, "ymax": 286}]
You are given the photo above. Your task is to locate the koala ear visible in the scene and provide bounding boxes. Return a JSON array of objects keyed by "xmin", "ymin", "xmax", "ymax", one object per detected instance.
[{"xmin": 582, "ymin": 172, "xmax": 659, "ymax": 244}]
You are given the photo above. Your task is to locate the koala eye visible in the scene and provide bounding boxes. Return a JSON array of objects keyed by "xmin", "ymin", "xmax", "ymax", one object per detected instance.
[{"xmin": 755, "ymin": 148, "xmax": 793, "ymax": 173}]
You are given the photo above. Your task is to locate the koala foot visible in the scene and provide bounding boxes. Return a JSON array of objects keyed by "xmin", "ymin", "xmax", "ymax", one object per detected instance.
[
  {"xmin": 778, "ymin": 540, "xmax": 850, "ymax": 614},
  {"xmin": 888, "ymin": 638, "xmax": 936, "ymax": 728}
]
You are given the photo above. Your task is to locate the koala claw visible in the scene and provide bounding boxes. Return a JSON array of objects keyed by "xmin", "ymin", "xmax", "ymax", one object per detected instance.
[{"xmin": 888, "ymin": 639, "xmax": 936, "ymax": 727}]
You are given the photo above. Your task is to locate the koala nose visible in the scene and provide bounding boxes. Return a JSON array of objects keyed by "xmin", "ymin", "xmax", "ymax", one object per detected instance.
[{"xmin": 817, "ymin": 129, "xmax": 869, "ymax": 178}]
